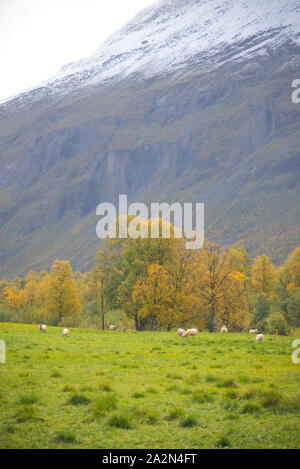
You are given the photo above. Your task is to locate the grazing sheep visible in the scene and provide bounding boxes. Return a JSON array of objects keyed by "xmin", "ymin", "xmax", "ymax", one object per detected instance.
[
  {"xmin": 220, "ymin": 325, "xmax": 228, "ymax": 333},
  {"xmin": 62, "ymin": 328, "xmax": 69, "ymax": 337},
  {"xmin": 177, "ymin": 328, "xmax": 185, "ymax": 336},
  {"xmin": 39, "ymin": 323, "xmax": 47, "ymax": 333},
  {"xmin": 256, "ymin": 333, "xmax": 264, "ymax": 342},
  {"xmin": 249, "ymin": 329, "xmax": 258, "ymax": 334},
  {"xmin": 182, "ymin": 328, "xmax": 198, "ymax": 337},
  {"xmin": 109, "ymin": 325, "xmax": 117, "ymax": 331}
]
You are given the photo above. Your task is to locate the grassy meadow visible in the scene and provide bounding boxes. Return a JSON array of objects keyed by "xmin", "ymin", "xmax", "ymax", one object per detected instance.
[{"xmin": 0, "ymin": 322, "xmax": 300, "ymax": 449}]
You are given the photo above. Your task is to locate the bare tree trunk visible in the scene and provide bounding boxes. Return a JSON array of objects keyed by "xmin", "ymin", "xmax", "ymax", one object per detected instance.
[{"xmin": 212, "ymin": 304, "xmax": 217, "ymax": 332}]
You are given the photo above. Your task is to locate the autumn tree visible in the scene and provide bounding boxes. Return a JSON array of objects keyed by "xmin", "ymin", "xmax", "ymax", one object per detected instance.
[
  {"xmin": 132, "ymin": 264, "xmax": 175, "ymax": 330},
  {"xmin": 228, "ymin": 243, "xmax": 251, "ymax": 278},
  {"xmin": 192, "ymin": 242, "xmax": 248, "ymax": 331},
  {"xmin": 251, "ymin": 254, "xmax": 276, "ymax": 295},
  {"xmin": 277, "ymin": 247, "xmax": 300, "ymax": 327},
  {"xmin": 217, "ymin": 271, "xmax": 249, "ymax": 331},
  {"xmin": 45, "ymin": 260, "xmax": 81, "ymax": 325},
  {"xmin": 3, "ymin": 285, "xmax": 24, "ymax": 311},
  {"xmin": 118, "ymin": 219, "xmax": 184, "ymax": 330}
]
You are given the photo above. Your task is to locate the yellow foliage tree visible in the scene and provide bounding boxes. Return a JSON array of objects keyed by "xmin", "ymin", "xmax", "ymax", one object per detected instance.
[
  {"xmin": 217, "ymin": 271, "xmax": 249, "ymax": 331},
  {"xmin": 45, "ymin": 260, "xmax": 81, "ymax": 325},
  {"xmin": 251, "ymin": 254, "xmax": 276, "ymax": 295},
  {"xmin": 192, "ymin": 243, "xmax": 249, "ymax": 331},
  {"xmin": 3, "ymin": 286, "xmax": 24, "ymax": 311},
  {"xmin": 132, "ymin": 264, "xmax": 176, "ymax": 330},
  {"xmin": 284, "ymin": 247, "xmax": 300, "ymax": 289}
]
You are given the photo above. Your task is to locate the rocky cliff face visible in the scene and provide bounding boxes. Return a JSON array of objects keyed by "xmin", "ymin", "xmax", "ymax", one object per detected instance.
[{"xmin": 0, "ymin": 0, "xmax": 300, "ymax": 277}]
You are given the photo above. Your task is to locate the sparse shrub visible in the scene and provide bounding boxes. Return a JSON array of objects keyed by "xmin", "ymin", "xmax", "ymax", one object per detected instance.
[
  {"xmin": 67, "ymin": 393, "xmax": 90, "ymax": 406},
  {"xmin": 265, "ymin": 313, "xmax": 290, "ymax": 336},
  {"xmin": 51, "ymin": 371, "xmax": 62, "ymax": 378}
]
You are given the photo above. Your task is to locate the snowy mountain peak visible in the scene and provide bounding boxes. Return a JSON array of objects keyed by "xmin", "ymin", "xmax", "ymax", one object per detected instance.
[
  {"xmin": 55, "ymin": 0, "xmax": 300, "ymax": 81},
  {"xmin": 2, "ymin": 0, "xmax": 300, "ymax": 106}
]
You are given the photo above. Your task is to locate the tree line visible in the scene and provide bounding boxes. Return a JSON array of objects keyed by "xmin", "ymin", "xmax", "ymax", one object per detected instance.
[{"xmin": 0, "ymin": 219, "xmax": 299, "ymax": 334}]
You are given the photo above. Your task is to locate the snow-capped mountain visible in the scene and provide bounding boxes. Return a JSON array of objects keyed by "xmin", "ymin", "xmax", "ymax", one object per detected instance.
[
  {"xmin": 2, "ymin": 0, "xmax": 300, "ymax": 106},
  {"xmin": 58, "ymin": 0, "xmax": 300, "ymax": 80}
]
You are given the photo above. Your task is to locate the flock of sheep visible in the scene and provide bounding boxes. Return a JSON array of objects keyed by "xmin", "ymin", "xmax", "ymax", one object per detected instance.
[
  {"xmin": 38, "ymin": 322, "xmax": 264, "ymax": 341},
  {"xmin": 39, "ymin": 323, "xmax": 69, "ymax": 336},
  {"xmin": 177, "ymin": 326, "xmax": 264, "ymax": 342}
]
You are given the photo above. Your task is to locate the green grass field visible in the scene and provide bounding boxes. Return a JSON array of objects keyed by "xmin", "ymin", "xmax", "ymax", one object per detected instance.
[{"xmin": 0, "ymin": 323, "xmax": 300, "ymax": 449}]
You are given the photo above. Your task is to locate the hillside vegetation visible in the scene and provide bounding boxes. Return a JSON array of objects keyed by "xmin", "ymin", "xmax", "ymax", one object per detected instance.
[{"xmin": 1, "ymin": 232, "xmax": 299, "ymax": 335}]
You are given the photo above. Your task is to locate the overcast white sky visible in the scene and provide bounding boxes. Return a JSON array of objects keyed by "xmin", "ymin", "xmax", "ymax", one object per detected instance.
[{"xmin": 0, "ymin": 0, "xmax": 156, "ymax": 101}]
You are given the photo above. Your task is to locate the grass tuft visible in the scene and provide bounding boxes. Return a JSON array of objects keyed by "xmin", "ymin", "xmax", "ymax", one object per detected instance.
[
  {"xmin": 240, "ymin": 401, "xmax": 262, "ymax": 414},
  {"xmin": 107, "ymin": 414, "xmax": 132, "ymax": 429},
  {"xmin": 67, "ymin": 393, "xmax": 90, "ymax": 406},
  {"xmin": 179, "ymin": 415, "xmax": 198, "ymax": 428},
  {"xmin": 132, "ymin": 392, "xmax": 145, "ymax": 399},
  {"xmin": 165, "ymin": 407, "xmax": 184, "ymax": 421},
  {"xmin": 215, "ymin": 436, "xmax": 231, "ymax": 448},
  {"xmin": 93, "ymin": 394, "xmax": 118, "ymax": 417},
  {"xmin": 18, "ymin": 393, "xmax": 40, "ymax": 405},
  {"xmin": 54, "ymin": 431, "xmax": 76, "ymax": 443}
]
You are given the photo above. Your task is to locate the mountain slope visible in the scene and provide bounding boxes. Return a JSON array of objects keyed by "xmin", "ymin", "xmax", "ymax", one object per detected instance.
[{"xmin": 0, "ymin": 0, "xmax": 300, "ymax": 278}]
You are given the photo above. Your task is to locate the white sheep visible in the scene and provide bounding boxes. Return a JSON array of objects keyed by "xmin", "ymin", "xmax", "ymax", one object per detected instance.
[
  {"xmin": 62, "ymin": 328, "xmax": 69, "ymax": 337},
  {"xmin": 220, "ymin": 325, "xmax": 228, "ymax": 333},
  {"xmin": 39, "ymin": 323, "xmax": 47, "ymax": 333},
  {"xmin": 256, "ymin": 333, "xmax": 264, "ymax": 342},
  {"xmin": 182, "ymin": 328, "xmax": 198, "ymax": 337},
  {"xmin": 177, "ymin": 328, "xmax": 185, "ymax": 336},
  {"xmin": 109, "ymin": 325, "xmax": 117, "ymax": 331},
  {"xmin": 249, "ymin": 329, "xmax": 258, "ymax": 334}
]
